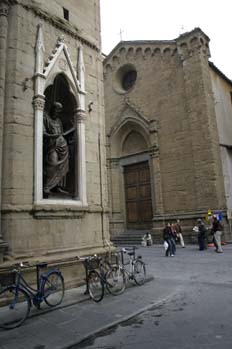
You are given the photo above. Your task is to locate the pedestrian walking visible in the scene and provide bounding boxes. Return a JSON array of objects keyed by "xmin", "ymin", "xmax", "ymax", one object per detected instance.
[
  {"xmin": 163, "ymin": 223, "xmax": 175, "ymax": 257},
  {"xmin": 175, "ymin": 219, "xmax": 185, "ymax": 248},
  {"xmin": 170, "ymin": 223, "xmax": 177, "ymax": 255},
  {"xmin": 211, "ymin": 215, "xmax": 223, "ymax": 253},
  {"xmin": 196, "ymin": 219, "xmax": 207, "ymax": 251}
]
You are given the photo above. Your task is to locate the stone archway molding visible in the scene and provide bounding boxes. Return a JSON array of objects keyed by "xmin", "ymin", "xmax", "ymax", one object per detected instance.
[
  {"xmin": 108, "ymin": 97, "xmax": 151, "ymax": 140},
  {"xmin": 108, "ymin": 99, "xmax": 152, "ymax": 159}
]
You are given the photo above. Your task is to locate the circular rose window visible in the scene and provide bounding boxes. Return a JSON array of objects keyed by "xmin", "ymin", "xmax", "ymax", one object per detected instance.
[{"xmin": 113, "ymin": 64, "xmax": 137, "ymax": 94}]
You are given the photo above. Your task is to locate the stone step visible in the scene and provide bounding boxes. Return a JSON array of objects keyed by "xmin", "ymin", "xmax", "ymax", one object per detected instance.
[
  {"xmin": 111, "ymin": 230, "xmax": 151, "ymax": 246},
  {"xmin": 111, "ymin": 230, "xmax": 199, "ymax": 246}
]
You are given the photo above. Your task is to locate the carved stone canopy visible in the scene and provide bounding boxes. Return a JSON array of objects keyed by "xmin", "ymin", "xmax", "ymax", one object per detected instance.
[
  {"xmin": 35, "ymin": 24, "xmax": 86, "ymax": 111},
  {"xmin": 33, "ymin": 24, "xmax": 87, "ymax": 205}
]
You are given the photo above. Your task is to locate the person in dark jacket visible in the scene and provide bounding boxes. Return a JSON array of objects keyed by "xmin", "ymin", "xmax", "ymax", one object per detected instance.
[
  {"xmin": 196, "ymin": 219, "xmax": 207, "ymax": 251},
  {"xmin": 163, "ymin": 223, "xmax": 175, "ymax": 257}
]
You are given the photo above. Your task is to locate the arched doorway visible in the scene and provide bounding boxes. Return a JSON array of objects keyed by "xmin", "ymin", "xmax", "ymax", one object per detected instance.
[
  {"xmin": 124, "ymin": 161, "xmax": 153, "ymax": 229},
  {"xmin": 108, "ymin": 110, "xmax": 155, "ymax": 238},
  {"xmin": 43, "ymin": 74, "xmax": 77, "ymax": 198},
  {"xmin": 122, "ymin": 131, "xmax": 153, "ymax": 229}
]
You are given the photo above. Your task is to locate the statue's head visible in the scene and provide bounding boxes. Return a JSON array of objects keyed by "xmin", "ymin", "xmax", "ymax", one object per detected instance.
[{"xmin": 51, "ymin": 102, "xmax": 62, "ymax": 119}]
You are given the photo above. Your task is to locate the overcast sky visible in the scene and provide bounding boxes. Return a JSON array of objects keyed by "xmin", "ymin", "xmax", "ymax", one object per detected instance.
[{"xmin": 100, "ymin": 0, "xmax": 232, "ymax": 80}]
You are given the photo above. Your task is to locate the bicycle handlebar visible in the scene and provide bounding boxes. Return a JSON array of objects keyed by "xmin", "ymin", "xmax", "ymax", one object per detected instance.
[
  {"xmin": 12, "ymin": 261, "xmax": 31, "ymax": 269},
  {"xmin": 11, "ymin": 261, "xmax": 48, "ymax": 272},
  {"xmin": 119, "ymin": 246, "xmax": 137, "ymax": 253},
  {"xmin": 79, "ymin": 254, "xmax": 101, "ymax": 262}
]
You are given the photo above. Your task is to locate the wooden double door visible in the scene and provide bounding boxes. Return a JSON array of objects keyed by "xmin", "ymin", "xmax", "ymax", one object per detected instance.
[{"xmin": 124, "ymin": 161, "xmax": 153, "ymax": 229}]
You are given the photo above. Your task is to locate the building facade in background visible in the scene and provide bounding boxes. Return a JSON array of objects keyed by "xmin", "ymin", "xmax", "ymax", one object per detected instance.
[
  {"xmin": 104, "ymin": 28, "xmax": 232, "ymax": 242},
  {"xmin": 0, "ymin": 0, "xmax": 109, "ymax": 282}
]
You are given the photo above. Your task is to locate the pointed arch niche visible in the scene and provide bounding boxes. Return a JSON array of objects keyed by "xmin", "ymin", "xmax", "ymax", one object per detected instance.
[
  {"xmin": 33, "ymin": 25, "xmax": 87, "ymax": 207},
  {"xmin": 110, "ymin": 117, "xmax": 150, "ymax": 160},
  {"xmin": 109, "ymin": 118, "xmax": 153, "ymax": 231}
]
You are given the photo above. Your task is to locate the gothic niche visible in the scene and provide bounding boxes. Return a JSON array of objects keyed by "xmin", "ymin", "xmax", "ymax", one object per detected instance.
[
  {"xmin": 122, "ymin": 131, "xmax": 147, "ymax": 155},
  {"xmin": 43, "ymin": 73, "xmax": 77, "ymax": 199}
]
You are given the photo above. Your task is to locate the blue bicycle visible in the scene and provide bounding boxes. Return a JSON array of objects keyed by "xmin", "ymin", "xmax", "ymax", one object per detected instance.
[{"xmin": 0, "ymin": 261, "xmax": 64, "ymax": 329}]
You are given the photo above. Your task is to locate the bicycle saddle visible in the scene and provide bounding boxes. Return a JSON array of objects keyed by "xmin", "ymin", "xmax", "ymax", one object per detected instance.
[
  {"xmin": 127, "ymin": 252, "xmax": 135, "ymax": 256},
  {"xmin": 36, "ymin": 262, "xmax": 48, "ymax": 268}
]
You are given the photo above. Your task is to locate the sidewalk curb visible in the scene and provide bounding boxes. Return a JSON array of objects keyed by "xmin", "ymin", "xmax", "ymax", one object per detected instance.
[
  {"xmin": 28, "ymin": 275, "xmax": 154, "ymax": 319},
  {"xmin": 62, "ymin": 291, "xmax": 178, "ymax": 349}
]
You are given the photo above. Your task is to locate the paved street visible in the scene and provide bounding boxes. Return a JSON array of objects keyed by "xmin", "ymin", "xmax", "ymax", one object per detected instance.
[
  {"xmin": 78, "ymin": 245, "xmax": 232, "ymax": 348},
  {"xmin": 0, "ymin": 244, "xmax": 232, "ymax": 349},
  {"xmin": 77, "ymin": 281, "xmax": 232, "ymax": 349}
]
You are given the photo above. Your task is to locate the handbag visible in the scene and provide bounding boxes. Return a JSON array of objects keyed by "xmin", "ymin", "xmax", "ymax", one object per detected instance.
[{"xmin": 164, "ymin": 241, "xmax": 169, "ymax": 251}]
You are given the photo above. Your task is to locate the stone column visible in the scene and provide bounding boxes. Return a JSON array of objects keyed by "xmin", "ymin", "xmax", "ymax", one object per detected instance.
[
  {"xmin": 75, "ymin": 108, "xmax": 87, "ymax": 206},
  {"xmin": 33, "ymin": 95, "xmax": 45, "ymax": 203},
  {"xmin": 149, "ymin": 145, "xmax": 165, "ymax": 242},
  {"xmin": 34, "ymin": 24, "xmax": 46, "ymax": 203},
  {"xmin": 0, "ymin": 0, "xmax": 11, "ymax": 261},
  {"xmin": 149, "ymin": 120, "xmax": 164, "ymax": 217},
  {"xmin": 150, "ymin": 145, "xmax": 164, "ymax": 216}
]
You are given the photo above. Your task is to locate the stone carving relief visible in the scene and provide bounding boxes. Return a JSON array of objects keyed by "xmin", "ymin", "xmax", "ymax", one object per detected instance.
[
  {"xmin": 59, "ymin": 58, "xmax": 68, "ymax": 71},
  {"xmin": 43, "ymin": 101, "xmax": 75, "ymax": 197},
  {"xmin": 0, "ymin": 1, "xmax": 10, "ymax": 17}
]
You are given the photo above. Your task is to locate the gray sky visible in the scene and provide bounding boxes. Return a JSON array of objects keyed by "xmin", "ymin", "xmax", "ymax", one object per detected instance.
[{"xmin": 100, "ymin": 0, "xmax": 232, "ymax": 80}]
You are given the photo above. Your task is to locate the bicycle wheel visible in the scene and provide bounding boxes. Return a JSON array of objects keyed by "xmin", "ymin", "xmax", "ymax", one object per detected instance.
[
  {"xmin": 133, "ymin": 259, "xmax": 146, "ymax": 285},
  {"xmin": 42, "ymin": 271, "xmax": 65, "ymax": 307},
  {"xmin": 87, "ymin": 270, "xmax": 104, "ymax": 302},
  {"xmin": 0, "ymin": 286, "xmax": 30, "ymax": 329},
  {"xmin": 105, "ymin": 266, "xmax": 126, "ymax": 296}
]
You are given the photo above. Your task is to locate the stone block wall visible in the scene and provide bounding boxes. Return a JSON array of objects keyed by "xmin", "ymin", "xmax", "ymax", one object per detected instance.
[
  {"xmin": 0, "ymin": 0, "xmax": 110, "ymax": 265},
  {"xmin": 104, "ymin": 28, "xmax": 229, "ymax": 240}
]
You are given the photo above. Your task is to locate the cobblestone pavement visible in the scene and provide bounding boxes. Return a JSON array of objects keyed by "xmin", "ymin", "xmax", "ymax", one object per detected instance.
[{"xmin": 0, "ymin": 244, "xmax": 231, "ymax": 349}]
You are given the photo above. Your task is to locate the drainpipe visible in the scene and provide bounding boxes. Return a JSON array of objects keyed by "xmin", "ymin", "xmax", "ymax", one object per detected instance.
[{"xmin": 0, "ymin": 0, "xmax": 11, "ymax": 261}]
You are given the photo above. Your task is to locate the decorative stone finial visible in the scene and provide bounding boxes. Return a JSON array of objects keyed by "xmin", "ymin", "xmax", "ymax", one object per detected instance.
[
  {"xmin": 57, "ymin": 35, "xmax": 65, "ymax": 45},
  {"xmin": 35, "ymin": 23, "xmax": 45, "ymax": 74},
  {"xmin": 0, "ymin": 0, "xmax": 11, "ymax": 17},
  {"xmin": 77, "ymin": 45, "xmax": 85, "ymax": 91}
]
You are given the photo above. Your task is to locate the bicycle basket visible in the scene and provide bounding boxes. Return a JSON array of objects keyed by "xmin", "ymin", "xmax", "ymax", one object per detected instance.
[
  {"xmin": 0, "ymin": 271, "xmax": 16, "ymax": 287},
  {"xmin": 87, "ymin": 257, "xmax": 99, "ymax": 270},
  {"xmin": 104, "ymin": 253, "xmax": 118, "ymax": 265}
]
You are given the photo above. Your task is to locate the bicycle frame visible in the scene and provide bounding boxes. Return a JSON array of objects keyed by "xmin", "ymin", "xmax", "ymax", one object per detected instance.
[
  {"xmin": 80, "ymin": 255, "xmax": 100, "ymax": 294},
  {"xmin": 120, "ymin": 256, "xmax": 135, "ymax": 279},
  {"xmin": 15, "ymin": 272, "xmax": 39, "ymax": 296},
  {"xmin": 0, "ymin": 263, "xmax": 65, "ymax": 330},
  {"xmin": 10, "ymin": 264, "xmax": 62, "ymax": 307},
  {"xmin": 81, "ymin": 255, "xmax": 116, "ymax": 294},
  {"xmin": 118, "ymin": 247, "xmax": 142, "ymax": 279}
]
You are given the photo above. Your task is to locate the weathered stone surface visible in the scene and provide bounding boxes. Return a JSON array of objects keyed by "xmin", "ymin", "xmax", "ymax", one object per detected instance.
[
  {"xmin": 104, "ymin": 28, "xmax": 232, "ymax": 241},
  {"xmin": 0, "ymin": 0, "xmax": 109, "ymax": 273}
]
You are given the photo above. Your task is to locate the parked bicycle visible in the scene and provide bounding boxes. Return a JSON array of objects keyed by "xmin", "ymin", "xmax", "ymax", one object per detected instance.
[
  {"xmin": 0, "ymin": 261, "xmax": 65, "ymax": 329},
  {"xmin": 118, "ymin": 246, "xmax": 146, "ymax": 286},
  {"xmin": 81, "ymin": 247, "xmax": 145, "ymax": 302},
  {"xmin": 80, "ymin": 254, "xmax": 125, "ymax": 303}
]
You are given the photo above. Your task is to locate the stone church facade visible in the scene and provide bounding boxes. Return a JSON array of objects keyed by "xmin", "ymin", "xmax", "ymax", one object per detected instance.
[
  {"xmin": 1, "ymin": 0, "xmax": 232, "ymax": 278},
  {"xmin": 0, "ymin": 0, "xmax": 110, "ymax": 284},
  {"xmin": 104, "ymin": 28, "xmax": 232, "ymax": 242}
]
